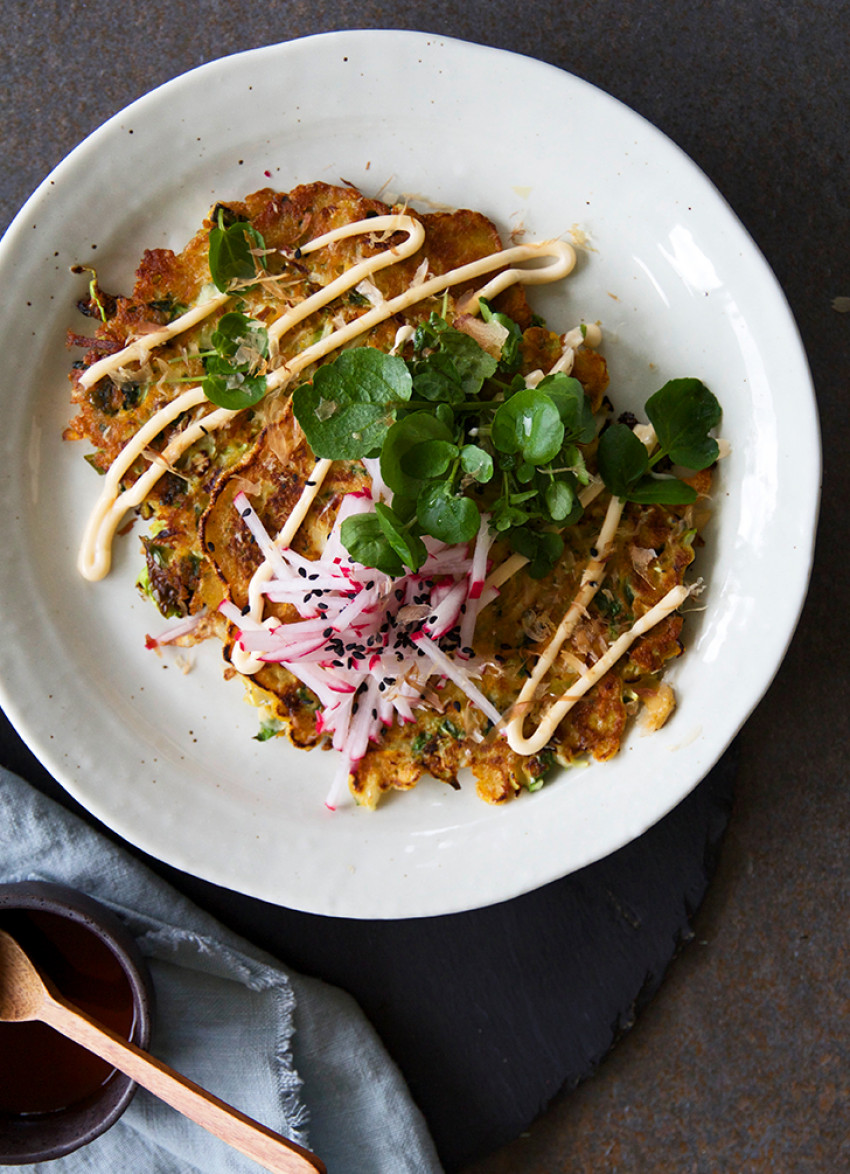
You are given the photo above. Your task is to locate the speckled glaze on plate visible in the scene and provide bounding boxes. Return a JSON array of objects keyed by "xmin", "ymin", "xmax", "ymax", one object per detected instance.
[{"xmin": 0, "ymin": 31, "xmax": 819, "ymax": 917}]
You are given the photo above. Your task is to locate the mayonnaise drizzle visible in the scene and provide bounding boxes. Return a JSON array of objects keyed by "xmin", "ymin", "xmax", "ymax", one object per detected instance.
[
  {"xmin": 499, "ymin": 424, "xmax": 663, "ymax": 753},
  {"xmin": 78, "ymin": 388, "xmax": 233, "ymax": 580},
  {"xmin": 504, "ymin": 584, "xmax": 691, "ymax": 755},
  {"xmin": 78, "ymin": 212, "xmax": 577, "ymax": 580},
  {"xmin": 267, "ymin": 214, "xmax": 425, "ymax": 349},
  {"xmin": 77, "ymin": 293, "xmax": 231, "ymax": 390}
]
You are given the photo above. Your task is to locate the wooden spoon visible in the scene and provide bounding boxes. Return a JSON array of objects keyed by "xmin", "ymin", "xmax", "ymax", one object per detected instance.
[{"xmin": 0, "ymin": 928, "xmax": 325, "ymax": 1174}]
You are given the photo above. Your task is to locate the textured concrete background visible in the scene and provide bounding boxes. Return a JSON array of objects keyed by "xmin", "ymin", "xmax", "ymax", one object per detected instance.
[{"xmin": 2, "ymin": 2, "xmax": 849, "ymax": 1170}]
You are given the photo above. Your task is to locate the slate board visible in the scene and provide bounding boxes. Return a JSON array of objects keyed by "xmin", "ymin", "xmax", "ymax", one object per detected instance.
[{"xmin": 0, "ymin": 706, "xmax": 735, "ymax": 1170}]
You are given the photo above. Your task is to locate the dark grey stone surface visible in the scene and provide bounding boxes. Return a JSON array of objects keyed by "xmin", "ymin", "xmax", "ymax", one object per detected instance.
[{"xmin": 2, "ymin": 3, "xmax": 848, "ymax": 1171}]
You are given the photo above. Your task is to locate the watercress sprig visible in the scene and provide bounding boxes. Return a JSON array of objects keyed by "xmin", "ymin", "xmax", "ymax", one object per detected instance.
[
  {"xmin": 207, "ymin": 208, "xmax": 267, "ymax": 293},
  {"xmin": 201, "ymin": 310, "xmax": 269, "ymax": 410},
  {"xmin": 291, "ymin": 310, "xmax": 720, "ymax": 578},
  {"xmin": 597, "ymin": 378, "xmax": 721, "ymax": 504}
]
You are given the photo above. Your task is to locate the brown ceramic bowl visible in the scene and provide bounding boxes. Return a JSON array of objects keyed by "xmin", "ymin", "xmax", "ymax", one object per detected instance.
[{"xmin": 0, "ymin": 881, "xmax": 154, "ymax": 1165}]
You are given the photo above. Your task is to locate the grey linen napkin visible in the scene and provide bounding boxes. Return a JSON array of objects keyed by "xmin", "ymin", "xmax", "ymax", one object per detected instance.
[{"xmin": 0, "ymin": 768, "xmax": 444, "ymax": 1174}]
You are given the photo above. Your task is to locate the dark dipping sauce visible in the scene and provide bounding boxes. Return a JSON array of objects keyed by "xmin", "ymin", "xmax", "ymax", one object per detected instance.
[{"xmin": 0, "ymin": 910, "xmax": 137, "ymax": 1115}]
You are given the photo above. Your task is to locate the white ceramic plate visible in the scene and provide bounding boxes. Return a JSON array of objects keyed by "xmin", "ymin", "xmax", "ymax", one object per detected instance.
[{"xmin": 0, "ymin": 31, "xmax": 819, "ymax": 918}]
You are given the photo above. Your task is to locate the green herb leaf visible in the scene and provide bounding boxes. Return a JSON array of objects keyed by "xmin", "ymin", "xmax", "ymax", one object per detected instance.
[
  {"xmin": 208, "ymin": 215, "xmax": 266, "ymax": 292},
  {"xmin": 374, "ymin": 502, "xmax": 428, "ymax": 571},
  {"xmin": 210, "ymin": 311, "xmax": 269, "ymax": 361},
  {"xmin": 340, "ymin": 513, "xmax": 405, "ymax": 577},
  {"xmin": 292, "ymin": 348, "xmax": 412, "ymax": 459},
  {"xmin": 646, "ymin": 378, "xmax": 721, "ymax": 470},
  {"xmin": 537, "ymin": 373, "xmax": 596, "ymax": 443},
  {"xmin": 479, "ymin": 298, "xmax": 523, "ymax": 371},
  {"xmin": 508, "ymin": 527, "xmax": 565, "ymax": 579},
  {"xmin": 402, "ymin": 438, "xmax": 459, "ymax": 480},
  {"xmin": 381, "ymin": 412, "xmax": 456, "ymax": 497},
  {"xmin": 492, "ymin": 389, "xmax": 564, "ymax": 465},
  {"xmin": 202, "ymin": 355, "xmax": 267, "ymax": 410},
  {"xmin": 417, "ymin": 482, "xmax": 481, "ymax": 545},
  {"xmin": 460, "ymin": 444, "xmax": 494, "ymax": 482},
  {"xmin": 597, "ymin": 423, "xmax": 650, "ymax": 498},
  {"xmin": 622, "ymin": 476, "xmax": 698, "ymax": 504},
  {"xmin": 545, "ymin": 479, "xmax": 577, "ymax": 521},
  {"xmin": 412, "ymin": 352, "xmax": 466, "ymax": 405}
]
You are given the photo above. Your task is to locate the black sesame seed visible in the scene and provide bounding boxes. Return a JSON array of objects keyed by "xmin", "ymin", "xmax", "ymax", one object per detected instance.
[{"xmin": 298, "ymin": 567, "xmax": 307, "ymax": 578}]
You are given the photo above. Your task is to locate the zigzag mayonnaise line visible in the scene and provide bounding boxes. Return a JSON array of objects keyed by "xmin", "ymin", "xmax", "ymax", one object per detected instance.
[
  {"xmin": 505, "ymin": 584, "xmax": 692, "ymax": 755},
  {"xmin": 77, "ymin": 293, "xmax": 231, "ymax": 390}
]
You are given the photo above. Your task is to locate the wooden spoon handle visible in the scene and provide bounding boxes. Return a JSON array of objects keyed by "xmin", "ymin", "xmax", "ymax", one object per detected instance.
[{"xmin": 40, "ymin": 994, "xmax": 326, "ymax": 1174}]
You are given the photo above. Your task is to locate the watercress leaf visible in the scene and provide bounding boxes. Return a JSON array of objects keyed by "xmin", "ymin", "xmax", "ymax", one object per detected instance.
[
  {"xmin": 208, "ymin": 219, "xmax": 266, "ymax": 292},
  {"xmin": 412, "ymin": 351, "xmax": 465, "ymax": 404},
  {"xmin": 437, "ymin": 330, "xmax": 498, "ymax": 396},
  {"xmin": 211, "ymin": 312, "xmax": 269, "ymax": 360},
  {"xmin": 646, "ymin": 378, "xmax": 721, "ymax": 469},
  {"xmin": 559, "ymin": 443, "xmax": 590, "ymax": 485},
  {"xmin": 340, "ymin": 513, "xmax": 405, "ymax": 577},
  {"xmin": 597, "ymin": 422, "xmax": 649, "ymax": 498},
  {"xmin": 388, "ymin": 494, "xmax": 418, "ymax": 523},
  {"xmin": 622, "ymin": 476, "xmax": 699, "ymax": 505},
  {"xmin": 202, "ymin": 371, "xmax": 267, "ymax": 410},
  {"xmin": 492, "ymin": 388, "xmax": 564, "ymax": 465},
  {"xmin": 402, "ymin": 438, "xmax": 459, "ymax": 480},
  {"xmin": 491, "ymin": 498, "xmax": 531, "ymax": 530},
  {"xmin": 375, "ymin": 502, "xmax": 428, "ymax": 571},
  {"xmin": 417, "ymin": 482, "xmax": 481, "ymax": 545},
  {"xmin": 545, "ymin": 479, "xmax": 576, "ymax": 521},
  {"xmin": 509, "ymin": 488, "xmax": 538, "ymax": 505},
  {"xmin": 460, "ymin": 444, "xmax": 494, "ymax": 483},
  {"xmin": 538, "ymin": 373, "xmax": 596, "ymax": 443},
  {"xmin": 381, "ymin": 412, "xmax": 456, "ymax": 497},
  {"xmin": 292, "ymin": 348, "xmax": 412, "ymax": 459},
  {"xmin": 508, "ymin": 527, "xmax": 565, "ymax": 579},
  {"xmin": 479, "ymin": 298, "xmax": 523, "ymax": 372},
  {"xmin": 202, "ymin": 355, "xmax": 267, "ymax": 409},
  {"xmin": 435, "ymin": 403, "xmax": 456, "ymax": 430}
]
